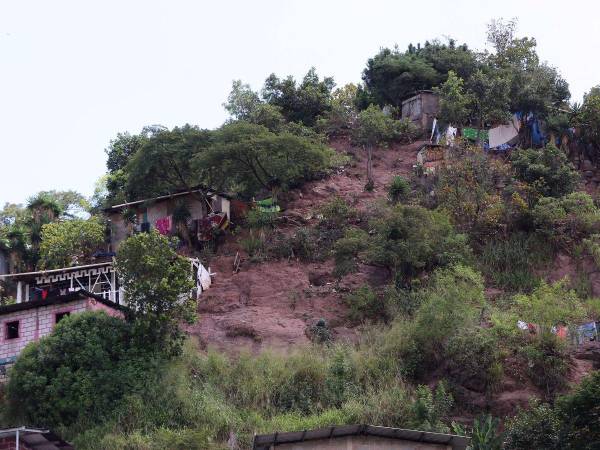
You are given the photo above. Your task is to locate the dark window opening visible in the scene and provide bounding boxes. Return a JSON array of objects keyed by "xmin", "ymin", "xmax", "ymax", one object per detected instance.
[
  {"xmin": 55, "ymin": 312, "xmax": 71, "ymax": 324},
  {"xmin": 6, "ymin": 321, "xmax": 19, "ymax": 339}
]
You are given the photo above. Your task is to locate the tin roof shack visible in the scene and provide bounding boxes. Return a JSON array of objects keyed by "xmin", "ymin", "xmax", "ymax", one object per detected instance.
[
  {"xmin": 254, "ymin": 425, "xmax": 469, "ymax": 450},
  {"xmin": 401, "ymin": 91, "xmax": 440, "ymax": 132},
  {"xmin": 105, "ymin": 187, "xmax": 231, "ymax": 251},
  {"xmin": 0, "ymin": 427, "xmax": 74, "ymax": 450},
  {"xmin": 0, "ymin": 290, "xmax": 122, "ymax": 380}
]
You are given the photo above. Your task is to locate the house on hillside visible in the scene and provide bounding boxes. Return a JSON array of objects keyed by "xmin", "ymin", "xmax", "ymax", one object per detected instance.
[
  {"xmin": 104, "ymin": 187, "xmax": 232, "ymax": 251},
  {"xmin": 0, "ymin": 427, "xmax": 74, "ymax": 450},
  {"xmin": 253, "ymin": 425, "xmax": 469, "ymax": 450},
  {"xmin": 0, "ymin": 290, "xmax": 122, "ymax": 378},
  {"xmin": 401, "ymin": 90, "xmax": 440, "ymax": 131}
]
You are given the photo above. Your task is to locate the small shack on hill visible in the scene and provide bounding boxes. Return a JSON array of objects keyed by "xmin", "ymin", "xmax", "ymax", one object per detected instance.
[
  {"xmin": 401, "ymin": 91, "xmax": 440, "ymax": 131},
  {"xmin": 104, "ymin": 187, "xmax": 231, "ymax": 251}
]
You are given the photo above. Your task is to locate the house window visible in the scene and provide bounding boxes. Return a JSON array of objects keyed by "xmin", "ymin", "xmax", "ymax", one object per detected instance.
[
  {"xmin": 55, "ymin": 311, "xmax": 71, "ymax": 324},
  {"xmin": 6, "ymin": 321, "xmax": 19, "ymax": 340}
]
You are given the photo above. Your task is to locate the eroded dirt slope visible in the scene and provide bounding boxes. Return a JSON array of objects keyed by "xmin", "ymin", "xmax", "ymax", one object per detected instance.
[{"xmin": 186, "ymin": 138, "xmax": 422, "ymax": 354}]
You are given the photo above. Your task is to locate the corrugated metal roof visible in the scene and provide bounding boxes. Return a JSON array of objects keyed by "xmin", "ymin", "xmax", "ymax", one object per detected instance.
[
  {"xmin": 0, "ymin": 427, "xmax": 74, "ymax": 450},
  {"xmin": 253, "ymin": 424, "xmax": 469, "ymax": 450}
]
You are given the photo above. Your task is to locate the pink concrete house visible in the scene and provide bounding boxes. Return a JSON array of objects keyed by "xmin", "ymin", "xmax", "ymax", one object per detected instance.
[{"xmin": 0, "ymin": 290, "xmax": 122, "ymax": 377}]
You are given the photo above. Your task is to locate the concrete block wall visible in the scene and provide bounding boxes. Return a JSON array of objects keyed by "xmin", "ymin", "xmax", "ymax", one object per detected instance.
[
  {"xmin": 0, "ymin": 436, "xmax": 29, "ymax": 450},
  {"xmin": 0, "ymin": 299, "xmax": 89, "ymax": 361}
]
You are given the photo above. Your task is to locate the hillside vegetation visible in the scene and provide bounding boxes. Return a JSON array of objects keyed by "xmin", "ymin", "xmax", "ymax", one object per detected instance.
[{"xmin": 2, "ymin": 18, "xmax": 600, "ymax": 450}]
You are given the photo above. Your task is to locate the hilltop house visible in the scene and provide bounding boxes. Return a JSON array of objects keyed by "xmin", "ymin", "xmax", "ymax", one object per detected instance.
[
  {"xmin": 104, "ymin": 187, "xmax": 231, "ymax": 251},
  {"xmin": 253, "ymin": 425, "xmax": 469, "ymax": 450},
  {"xmin": 401, "ymin": 90, "xmax": 440, "ymax": 131},
  {"xmin": 0, "ymin": 290, "xmax": 122, "ymax": 378}
]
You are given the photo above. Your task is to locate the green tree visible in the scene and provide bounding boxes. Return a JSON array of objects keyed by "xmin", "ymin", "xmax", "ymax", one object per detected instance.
[
  {"xmin": 223, "ymin": 80, "xmax": 262, "ymax": 120},
  {"xmin": 362, "ymin": 50, "xmax": 439, "ymax": 107},
  {"xmin": 352, "ymin": 104, "xmax": 396, "ymax": 189},
  {"xmin": 124, "ymin": 124, "xmax": 212, "ymax": 200},
  {"xmin": 511, "ymin": 145, "xmax": 580, "ymax": 198},
  {"xmin": 6, "ymin": 312, "xmax": 159, "ymax": 429},
  {"xmin": 434, "ymin": 70, "xmax": 470, "ymax": 126},
  {"xmin": 261, "ymin": 68, "xmax": 335, "ymax": 126},
  {"xmin": 196, "ymin": 121, "xmax": 335, "ymax": 199},
  {"xmin": 39, "ymin": 218, "xmax": 105, "ymax": 269},
  {"xmin": 466, "ymin": 69, "xmax": 511, "ymax": 145},
  {"xmin": 576, "ymin": 86, "xmax": 600, "ymax": 160},
  {"xmin": 115, "ymin": 231, "xmax": 195, "ymax": 353}
]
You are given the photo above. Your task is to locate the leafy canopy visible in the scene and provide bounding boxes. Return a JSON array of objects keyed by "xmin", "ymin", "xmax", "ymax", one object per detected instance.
[
  {"xmin": 115, "ymin": 231, "xmax": 195, "ymax": 352},
  {"xmin": 39, "ymin": 218, "xmax": 105, "ymax": 269}
]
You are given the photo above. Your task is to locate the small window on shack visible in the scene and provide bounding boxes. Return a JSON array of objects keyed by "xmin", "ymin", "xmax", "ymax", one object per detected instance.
[
  {"xmin": 6, "ymin": 321, "xmax": 19, "ymax": 339},
  {"xmin": 55, "ymin": 311, "xmax": 71, "ymax": 324}
]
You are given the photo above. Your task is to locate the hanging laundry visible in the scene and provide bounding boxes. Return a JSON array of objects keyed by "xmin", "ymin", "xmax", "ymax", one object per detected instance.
[
  {"xmin": 197, "ymin": 263, "xmax": 212, "ymax": 293},
  {"xmin": 155, "ymin": 216, "xmax": 172, "ymax": 235},
  {"xmin": 489, "ymin": 114, "xmax": 521, "ymax": 148},
  {"xmin": 430, "ymin": 118, "xmax": 438, "ymax": 143},
  {"xmin": 575, "ymin": 322, "xmax": 598, "ymax": 344},
  {"xmin": 445, "ymin": 125, "xmax": 457, "ymax": 146}
]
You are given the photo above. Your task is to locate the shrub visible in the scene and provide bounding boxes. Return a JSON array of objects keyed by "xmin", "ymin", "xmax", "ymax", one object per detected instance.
[
  {"xmin": 319, "ymin": 196, "xmax": 356, "ymax": 227},
  {"xmin": 6, "ymin": 312, "xmax": 161, "ymax": 429},
  {"xmin": 381, "ymin": 265, "xmax": 485, "ymax": 380},
  {"xmin": 453, "ymin": 415, "xmax": 503, "ymax": 450},
  {"xmin": 556, "ymin": 371, "xmax": 600, "ymax": 449},
  {"xmin": 519, "ymin": 334, "xmax": 569, "ymax": 398},
  {"xmin": 504, "ymin": 400, "xmax": 561, "ymax": 450},
  {"xmin": 345, "ymin": 285, "xmax": 382, "ymax": 323},
  {"xmin": 446, "ymin": 327, "xmax": 503, "ymax": 393},
  {"xmin": 532, "ymin": 192, "xmax": 600, "ymax": 249},
  {"xmin": 246, "ymin": 208, "xmax": 278, "ymax": 229},
  {"xmin": 332, "ymin": 227, "xmax": 369, "ymax": 277},
  {"xmin": 388, "ymin": 176, "xmax": 411, "ymax": 203},
  {"xmin": 511, "ymin": 145, "xmax": 580, "ymax": 198},
  {"xmin": 366, "ymin": 204, "xmax": 472, "ymax": 284}
]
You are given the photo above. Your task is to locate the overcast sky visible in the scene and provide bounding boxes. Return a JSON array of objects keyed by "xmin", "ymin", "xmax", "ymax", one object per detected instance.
[{"xmin": 1, "ymin": 0, "xmax": 598, "ymax": 206}]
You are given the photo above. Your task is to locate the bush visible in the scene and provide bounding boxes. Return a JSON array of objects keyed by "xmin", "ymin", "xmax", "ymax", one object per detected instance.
[
  {"xmin": 332, "ymin": 227, "xmax": 369, "ymax": 277},
  {"xmin": 556, "ymin": 371, "xmax": 600, "ymax": 449},
  {"xmin": 532, "ymin": 192, "xmax": 600, "ymax": 249},
  {"xmin": 446, "ymin": 327, "xmax": 503, "ymax": 393},
  {"xmin": 511, "ymin": 145, "xmax": 580, "ymax": 198},
  {"xmin": 319, "ymin": 196, "xmax": 356, "ymax": 227},
  {"xmin": 380, "ymin": 265, "xmax": 485, "ymax": 380},
  {"xmin": 365, "ymin": 204, "xmax": 472, "ymax": 284},
  {"xmin": 246, "ymin": 208, "xmax": 278, "ymax": 229},
  {"xmin": 345, "ymin": 285, "xmax": 383, "ymax": 323},
  {"xmin": 388, "ymin": 176, "xmax": 411, "ymax": 203},
  {"xmin": 519, "ymin": 334, "xmax": 569, "ymax": 398},
  {"xmin": 504, "ymin": 400, "xmax": 561, "ymax": 450},
  {"xmin": 6, "ymin": 312, "xmax": 161, "ymax": 429}
]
